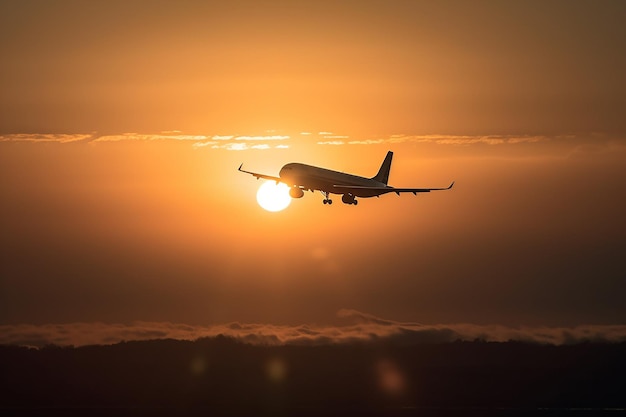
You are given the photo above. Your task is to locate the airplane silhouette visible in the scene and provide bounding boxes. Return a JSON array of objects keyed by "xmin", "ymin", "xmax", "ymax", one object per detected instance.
[{"xmin": 238, "ymin": 151, "xmax": 454, "ymax": 205}]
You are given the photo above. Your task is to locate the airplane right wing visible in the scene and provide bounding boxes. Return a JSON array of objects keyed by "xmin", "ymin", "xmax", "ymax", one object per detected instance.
[
  {"xmin": 238, "ymin": 164, "xmax": 282, "ymax": 183},
  {"xmin": 333, "ymin": 181, "xmax": 454, "ymax": 196}
]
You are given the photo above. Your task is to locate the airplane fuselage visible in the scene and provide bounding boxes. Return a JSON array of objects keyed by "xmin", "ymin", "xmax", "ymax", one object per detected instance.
[{"xmin": 279, "ymin": 163, "xmax": 389, "ymax": 197}]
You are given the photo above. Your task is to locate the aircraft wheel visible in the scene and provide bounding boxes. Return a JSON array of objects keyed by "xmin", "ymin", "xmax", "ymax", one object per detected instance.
[
  {"xmin": 354, "ymin": 200, "xmax": 358, "ymax": 205},
  {"xmin": 322, "ymin": 199, "xmax": 327, "ymax": 204},
  {"xmin": 328, "ymin": 199, "xmax": 333, "ymax": 205}
]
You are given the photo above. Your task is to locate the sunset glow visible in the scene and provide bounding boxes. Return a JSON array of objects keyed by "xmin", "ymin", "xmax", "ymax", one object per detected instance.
[
  {"xmin": 1, "ymin": 2, "xmax": 626, "ymax": 413},
  {"xmin": 1, "ymin": 0, "xmax": 624, "ymax": 340}
]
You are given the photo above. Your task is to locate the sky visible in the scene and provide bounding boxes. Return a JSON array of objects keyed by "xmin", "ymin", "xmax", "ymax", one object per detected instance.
[{"xmin": 1, "ymin": 1, "xmax": 625, "ymax": 346}]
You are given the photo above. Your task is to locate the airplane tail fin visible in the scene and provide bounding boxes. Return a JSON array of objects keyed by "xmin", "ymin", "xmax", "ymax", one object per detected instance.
[{"xmin": 371, "ymin": 151, "xmax": 393, "ymax": 185}]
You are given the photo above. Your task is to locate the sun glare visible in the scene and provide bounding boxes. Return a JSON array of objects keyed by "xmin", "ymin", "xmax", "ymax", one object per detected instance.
[{"xmin": 256, "ymin": 181, "xmax": 291, "ymax": 212}]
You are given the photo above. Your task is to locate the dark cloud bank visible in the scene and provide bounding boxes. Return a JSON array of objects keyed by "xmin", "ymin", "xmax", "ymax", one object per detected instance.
[
  {"xmin": 2, "ymin": 326, "xmax": 625, "ymax": 414},
  {"xmin": 2, "ymin": 309, "xmax": 625, "ymax": 348},
  {"xmin": 3, "ymin": 313, "xmax": 625, "ymax": 414}
]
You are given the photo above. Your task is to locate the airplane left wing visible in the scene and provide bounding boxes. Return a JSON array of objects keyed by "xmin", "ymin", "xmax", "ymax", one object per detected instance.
[
  {"xmin": 333, "ymin": 182, "xmax": 454, "ymax": 196},
  {"xmin": 238, "ymin": 164, "xmax": 282, "ymax": 183}
]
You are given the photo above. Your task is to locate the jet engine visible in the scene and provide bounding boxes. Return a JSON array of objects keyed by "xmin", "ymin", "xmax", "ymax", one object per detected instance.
[
  {"xmin": 342, "ymin": 193, "xmax": 357, "ymax": 205},
  {"xmin": 289, "ymin": 187, "xmax": 304, "ymax": 198}
]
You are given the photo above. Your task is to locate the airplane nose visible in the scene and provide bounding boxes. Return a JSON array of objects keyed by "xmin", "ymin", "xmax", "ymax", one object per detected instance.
[{"xmin": 278, "ymin": 165, "xmax": 291, "ymax": 179}]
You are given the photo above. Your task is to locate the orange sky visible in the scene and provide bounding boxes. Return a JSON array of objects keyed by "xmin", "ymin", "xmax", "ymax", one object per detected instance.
[
  {"xmin": 1, "ymin": 1, "xmax": 625, "ymax": 332},
  {"xmin": 2, "ymin": 1, "xmax": 625, "ymax": 135}
]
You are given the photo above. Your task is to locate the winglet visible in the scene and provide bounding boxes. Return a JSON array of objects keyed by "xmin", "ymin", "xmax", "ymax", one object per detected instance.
[
  {"xmin": 447, "ymin": 181, "xmax": 455, "ymax": 190},
  {"xmin": 238, "ymin": 163, "xmax": 243, "ymax": 171}
]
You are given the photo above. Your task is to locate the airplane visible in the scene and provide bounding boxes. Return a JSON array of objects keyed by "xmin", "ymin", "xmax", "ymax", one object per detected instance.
[{"xmin": 238, "ymin": 151, "xmax": 454, "ymax": 205}]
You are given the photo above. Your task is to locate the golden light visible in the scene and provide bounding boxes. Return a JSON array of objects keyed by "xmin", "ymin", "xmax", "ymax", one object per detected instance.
[
  {"xmin": 256, "ymin": 181, "xmax": 291, "ymax": 212},
  {"xmin": 376, "ymin": 359, "xmax": 406, "ymax": 396},
  {"xmin": 266, "ymin": 357, "xmax": 288, "ymax": 382},
  {"xmin": 189, "ymin": 356, "xmax": 207, "ymax": 375}
]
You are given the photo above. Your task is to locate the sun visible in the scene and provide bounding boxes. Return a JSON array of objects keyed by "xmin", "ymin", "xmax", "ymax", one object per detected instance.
[{"xmin": 256, "ymin": 181, "xmax": 291, "ymax": 212}]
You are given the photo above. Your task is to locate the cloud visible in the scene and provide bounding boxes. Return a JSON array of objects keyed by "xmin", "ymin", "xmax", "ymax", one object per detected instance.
[
  {"xmin": 430, "ymin": 135, "xmax": 506, "ymax": 145},
  {"xmin": 223, "ymin": 143, "xmax": 249, "ymax": 151},
  {"xmin": 316, "ymin": 133, "xmax": 350, "ymax": 144},
  {"xmin": 336, "ymin": 309, "xmax": 401, "ymax": 326},
  {"xmin": 234, "ymin": 135, "xmax": 290, "ymax": 141},
  {"xmin": 2, "ymin": 310, "xmax": 625, "ymax": 348},
  {"xmin": 314, "ymin": 134, "xmax": 555, "ymax": 146},
  {"xmin": 197, "ymin": 142, "xmax": 290, "ymax": 150},
  {"xmin": 1, "ymin": 132, "xmax": 600, "ymax": 150},
  {"xmin": 359, "ymin": 134, "xmax": 551, "ymax": 146},
  {"xmin": 88, "ymin": 133, "xmax": 289, "ymax": 149},
  {"xmin": 4, "ymin": 132, "xmax": 617, "ymax": 155},
  {"xmin": 93, "ymin": 133, "xmax": 210, "ymax": 142},
  {"xmin": 191, "ymin": 141, "xmax": 218, "ymax": 148},
  {"xmin": 0, "ymin": 133, "xmax": 93, "ymax": 143},
  {"xmin": 347, "ymin": 139, "xmax": 386, "ymax": 145},
  {"xmin": 0, "ymin": 132, "xmax": 292, "ymax": 149}
]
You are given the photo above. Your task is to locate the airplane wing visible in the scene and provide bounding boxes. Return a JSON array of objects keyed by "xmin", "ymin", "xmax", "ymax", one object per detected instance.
[
  {"xmin": 333, "ymin": 182, "xmax": 454, "ymax": 196},
  {"xmin": 238, "ymin": 164, "xmax": 282, "ymax": 183}
]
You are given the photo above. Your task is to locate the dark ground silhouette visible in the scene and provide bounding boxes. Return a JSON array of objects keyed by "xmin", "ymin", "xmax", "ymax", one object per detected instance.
[{"xmin": 1, "ymin": 337, "xmax": 624, "ymax": 416}]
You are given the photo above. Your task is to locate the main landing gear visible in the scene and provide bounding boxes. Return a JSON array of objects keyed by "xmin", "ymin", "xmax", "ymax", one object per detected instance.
[{"xmin": 321, "ymin": 191, "xmax": 359, "ymax": 205}]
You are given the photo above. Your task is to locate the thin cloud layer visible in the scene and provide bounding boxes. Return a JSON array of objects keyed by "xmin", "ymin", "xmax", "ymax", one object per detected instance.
[
  {"xmin": 341, "ymin": 134, "xmax": 552, "ymax": 146},
  {"xmin": 0, "ymin": 133, "xmax": 93, "ymax": 143},
  {"xmin": 3, "ymin": 132, "xmax": 614, "ymax": 153},
  {"xmin": 234, "ymin": 135, "xmax": 290, "ymax": 141},
  {"xmin": 200, "ymin": 143, "xmax": 290, "ymax": 151},
  {"xmin": 0, "ymin": 131, "xmax": 294, "ymax": 151},
  {"xmin": 2, "ymin": 131, "xmax": 620, "ymax": 156},
  {"xmin": 2, "ymin": 310, "xmax": 625, "ymax": 348},
  {"xmin": 1, "ymin": 132, "xmax": 560, "ymax": 147},
  {"xmin": 93, "ymin": 133, "xmax": 210, "ymax": 142}
]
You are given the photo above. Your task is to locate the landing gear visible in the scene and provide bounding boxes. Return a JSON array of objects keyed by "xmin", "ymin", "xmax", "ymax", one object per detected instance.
[{"xmin": 321, "ymin": 191, "xmax": 333, "ymax": 205}]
